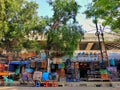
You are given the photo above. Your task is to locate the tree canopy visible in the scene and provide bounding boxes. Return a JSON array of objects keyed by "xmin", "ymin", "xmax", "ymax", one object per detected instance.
[
  {"xmin": 0, "ymin": 0, "xmax": 84, "ymax": 57},
  {"xmin": 0, "ymin": 0, "xmax": 41, "ymax": 51},
  {"xmin": 46, "ymin": 0, "xmax": 84, "ymax": 57},
  {"xmin": 84, "ymin": 0, "xmax": 120, "ymax": 32}
]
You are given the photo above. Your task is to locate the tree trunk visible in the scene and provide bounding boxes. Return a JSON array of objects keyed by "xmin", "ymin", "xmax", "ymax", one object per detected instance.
[{"xmin": 46, "ymin": 20, "xmax": 60, "ymax": 72}]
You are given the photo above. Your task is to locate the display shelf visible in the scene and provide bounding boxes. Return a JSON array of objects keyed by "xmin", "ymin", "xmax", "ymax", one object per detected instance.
[{"xmin": 87, "ymin": 68, "xmax": 101, "ymax": 79}]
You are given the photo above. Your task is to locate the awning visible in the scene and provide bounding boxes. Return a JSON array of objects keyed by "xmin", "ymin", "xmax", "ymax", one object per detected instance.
[{"xmin": 9, "ymin": 61, "xmax": 30, "ymax": 65}]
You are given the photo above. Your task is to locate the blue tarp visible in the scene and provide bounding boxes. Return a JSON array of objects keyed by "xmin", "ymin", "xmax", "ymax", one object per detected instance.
[
  {"xmin": 9, "ymin": 61, "xmax": 30, "ymax": 65},
  {"xmin": 8, "ymin": 64, "xmax": 15, "ymax": 71}
]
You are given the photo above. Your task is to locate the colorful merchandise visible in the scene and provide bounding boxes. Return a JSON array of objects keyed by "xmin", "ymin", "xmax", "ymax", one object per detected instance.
[{"xmin": 107, "ymin": 67, "xmax": 118, "ymax": 80}]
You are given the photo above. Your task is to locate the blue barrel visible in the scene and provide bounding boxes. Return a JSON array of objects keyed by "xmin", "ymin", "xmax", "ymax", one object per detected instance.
[{"xmin": 42, "ymin": 72, "xmax": 49, "ymax": 81}]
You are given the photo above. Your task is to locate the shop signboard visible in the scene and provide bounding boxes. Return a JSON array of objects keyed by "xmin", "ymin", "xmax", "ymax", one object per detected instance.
[
  {"xmin": 108, "ymin": 52, "xmax": 120, "ymax": 59},
  {"xmin": 77, "ymin": 52, "xmax": 99, "ymax": 62}
]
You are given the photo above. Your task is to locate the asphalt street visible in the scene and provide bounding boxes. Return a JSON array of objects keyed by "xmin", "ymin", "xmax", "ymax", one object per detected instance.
[{"xmin": 0, "ymin": 87, "xmax": 120, "ymax": 90}]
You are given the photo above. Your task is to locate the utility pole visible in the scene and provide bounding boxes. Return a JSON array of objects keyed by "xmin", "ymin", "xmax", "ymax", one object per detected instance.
[
  {"xmin": 99, "ymin": 25, "xmax": 110, "ymax": 66},
  {"xmin": 94, "ymin": 15, "xmax": 104, "ymax": 63}
]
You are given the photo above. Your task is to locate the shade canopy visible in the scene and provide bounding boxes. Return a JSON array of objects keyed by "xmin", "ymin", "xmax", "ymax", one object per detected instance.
[{"xmin": 9, "ymin": 61, "xmax": 30, "ymax": 65}]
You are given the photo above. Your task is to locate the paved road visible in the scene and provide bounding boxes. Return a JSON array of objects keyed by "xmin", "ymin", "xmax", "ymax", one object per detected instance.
[{"xmin": 0, "ymin": 87, "xmax": 120, "ymax": 90}]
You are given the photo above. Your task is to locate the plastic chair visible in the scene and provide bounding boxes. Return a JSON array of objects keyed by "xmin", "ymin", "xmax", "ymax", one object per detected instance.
[
  {"xmin": 3, "ymin": 76, "xmax": 14, "ymax": 86},
  {"xmin": 44, "ymin": 81, "xmax": 49, "ymax": 87},
  {"xmin": 20, "ymin": 72, "xmax": 31, "ymax": 85},
  {"xmin": 52, "ymin": 81, "xmax": 57, "ymax": 87},
  {"xmin": 21, "ymin": 72, "xmax": 28, "ymax": 84}
]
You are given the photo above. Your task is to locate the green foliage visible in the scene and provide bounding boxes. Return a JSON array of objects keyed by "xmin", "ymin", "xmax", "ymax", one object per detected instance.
[
  {"xmin": 23, "ymin": 40, "xmax": 41, "ymax": 52},
  {"xmin": 84, "ymin": 0, "xmax": 120, "ymax": 30},
  {"xmin": 48, "ymin": 0, "xmax": 80, "ymax": 24},
  {"xmin": 114, "ymin": 39, "xmax": 119, "ymax": 42},
  {"xmin": 47, "ymin": 24, "xmax": 83, "ymax": 57},
  {"xmin": 0, "ymin": 0, "xmax": 40, "ymax": 51},
  {"xmin": 46, "ymin": 0, "xmax": 84, "ymax": 57},
  {"xmin": 0, "ymin": 0, "xmax": 84, "ymax": 57}
]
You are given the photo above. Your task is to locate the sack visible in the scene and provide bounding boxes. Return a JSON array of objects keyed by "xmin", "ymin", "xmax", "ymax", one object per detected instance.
[
  {"xmin": 41, "ymin": 61, "xmax": 47, "ymax": 69},
  {"xmin": 30, "ymin": 61, "xmax": 35, "ymax": 68},
  {"xmin": 33, "ymin": 71, "xmax": 42, "ymax": 80}
]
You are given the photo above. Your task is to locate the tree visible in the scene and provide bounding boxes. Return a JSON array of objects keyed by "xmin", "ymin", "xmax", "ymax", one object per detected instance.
[
  {"xmin": 0, "ymin": 0, "xmax": 41, "ymax": 51},
  {"xmin": 0, "ymin": 0, "xmax": 84, "ymax": 57},
  {"xmin": 47, "ymin": 23, "xmax": 83, "ymax": 57},
  {"xmin": 84, "ymin": 0, "xmax": 120, "ymax": 32},
  {"xmin": 45, "ymin": 0, "xmax": 84, "ymax": 58}
]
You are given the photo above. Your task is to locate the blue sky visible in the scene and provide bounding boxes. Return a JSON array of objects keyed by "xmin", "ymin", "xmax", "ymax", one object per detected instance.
[
  {"xmin": 32, "ymin": 0, "xmax": 96, "ymax": 32},
  {"xmin": 35, "ymin": 0, "xmax": 53, "ymax": 17},
  {"xmin": 36, "ymin": 0, "xmax": 92, "ymax": 17}
]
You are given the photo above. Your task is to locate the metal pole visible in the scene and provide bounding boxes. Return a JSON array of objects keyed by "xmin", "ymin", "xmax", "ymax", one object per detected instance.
[
  {"xmin": 94, "ymin": 15, "xmax": 104, "ymax": 63},
  {"xmin": 100, "ymin": 26, "xmax": 110, "ymax": 66}
]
